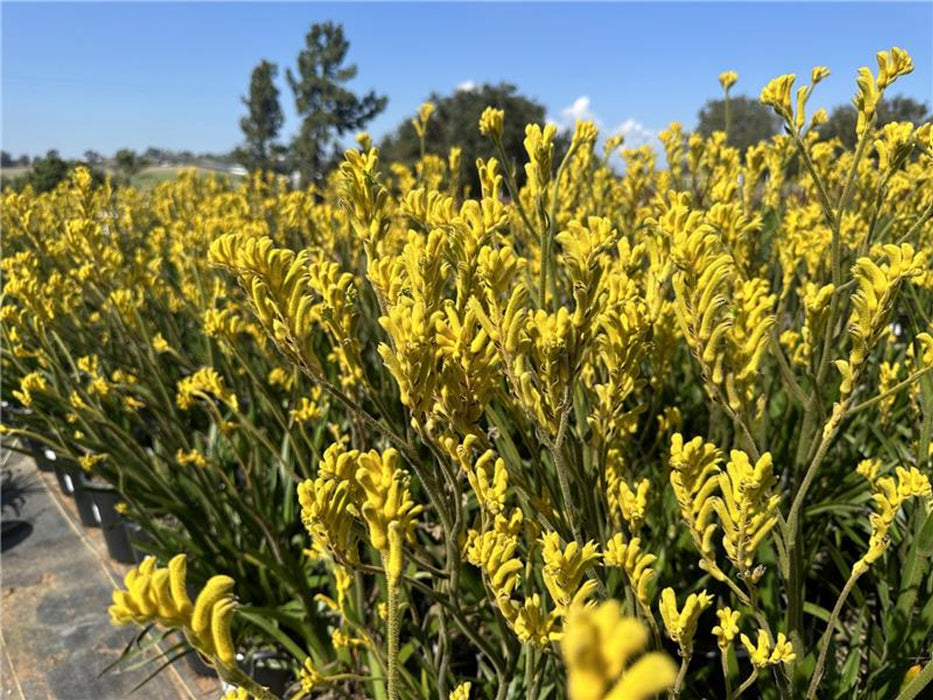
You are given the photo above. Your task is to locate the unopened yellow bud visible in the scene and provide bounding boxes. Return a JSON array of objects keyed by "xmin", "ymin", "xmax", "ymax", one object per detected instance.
[
  {"xmin": 210, "ymin": 598, "xmax": 237, "ymax": 667},
  {"xmin": 719, "ymin": 71, "xmax": 738, "ymax": 91},
  {"xmin": 479, "ymin": 107, "xmax": 504, "ymax": 139},
  {"xmin": 760, "ymin": 74, "xmax": 796, "ymax": 122},
  {"xmin": 191, "ymin": 575, "xmax": 235, "ymax": 637}
]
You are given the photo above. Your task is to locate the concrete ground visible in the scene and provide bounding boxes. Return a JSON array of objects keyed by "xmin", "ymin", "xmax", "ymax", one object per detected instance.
[{"xmin": 1, "ymin": 449, "xmax": 221, "ymax": 699}]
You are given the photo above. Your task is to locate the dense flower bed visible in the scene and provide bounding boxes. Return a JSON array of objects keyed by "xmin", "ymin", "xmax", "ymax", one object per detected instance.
[{"xmin": 3, "ymin": 48, "xmax": 933, "ymax": 699}]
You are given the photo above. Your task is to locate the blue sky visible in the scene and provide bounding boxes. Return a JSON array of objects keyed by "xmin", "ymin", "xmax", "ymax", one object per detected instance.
[{"xmin": 2, "ymin": 2, "xmax": 931, "ymax": 159}]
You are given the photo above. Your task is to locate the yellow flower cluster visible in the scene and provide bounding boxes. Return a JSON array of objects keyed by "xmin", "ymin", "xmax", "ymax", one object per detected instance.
[
  {"xmin": 659, "ymin": 587, "xmax": 713, "ymax": 656},
  {"xmin": 843, "ymin": 244, "xmax": 925, "ymax": 381},
  {"xmin": 741, "ymin": 629, "xmax": 797, "ymax": 668},
  {"xmin": 605, "ymin": 535, "xmax": 656, "ymax": 608},
  {"xmin": 298, "ymin": 442, "xmax": 421, "ymax": 580},
  {"xmin": 669, "ymin": 434, "xmax": 780, "ymax": 579},
  {"xmin": 561, "ymin": 600, "xmax": 677, "ymax": 700},
  {"xmin": 856, "ymin": 466, "xmax": 932, "ymax": 573},
  {"xmin": 540, "ymin": 532, "xmax": 601, "ymax": 613},
  {"xmin": 109, "ymin": 555, "xmax": 237, "ymax": 668},
  {"xmin": 176, "ymin": 367, "xmax": 238, "ymax": 411}
]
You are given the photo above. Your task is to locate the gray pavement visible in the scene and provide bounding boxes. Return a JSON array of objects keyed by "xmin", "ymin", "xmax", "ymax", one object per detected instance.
[{"xmin": 1, "ymin": 449, "xmax": 221, "ymax": 699}]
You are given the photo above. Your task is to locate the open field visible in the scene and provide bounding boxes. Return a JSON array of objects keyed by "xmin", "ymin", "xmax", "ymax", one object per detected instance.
[
  {"xmin": 1, "ymin": 164, "xmax": 243, "ymax": 191},
  {"xmin": 128, "ymin": 165, "xmax": 245, "ymax": 189}
]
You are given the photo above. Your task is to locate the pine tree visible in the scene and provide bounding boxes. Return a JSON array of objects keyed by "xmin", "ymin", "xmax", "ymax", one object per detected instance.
[
  {"xmin": 286, "ymin": 22, "xmax": 387, "ymax": 184},
  {"xmin": 238, "ymin": 60, "xmax": 284, "ymax": 173}
]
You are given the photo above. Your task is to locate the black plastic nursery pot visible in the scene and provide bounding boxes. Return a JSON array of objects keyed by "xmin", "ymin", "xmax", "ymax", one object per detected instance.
[
  {"xmin": 126, "ymin": 522, "xmax": 154, "ymax": 565},
  {"xmin": 58, "ymin": 463, "xmax": 101, "ymax": 528},
  {"xmin": 248, "ymin": 652, "xmax": 293, "ymax": 697},
  {"xmin": 184, "ymin": 651, "xmax": 218, "ymax": 678},
  {"xmin": 25, "ymin": 438, "xmax": 54, "ymax": 473},
  {"xmin": 76, "ymin": 476, "xmax": 103, "ymax": 528},
  {"xmin": 89, "ymin": 488, "xmax": 136, "ymax": 563},
  {"xmin": 51, "ymin": 455, "xmax": 76, "ymax": 493}
]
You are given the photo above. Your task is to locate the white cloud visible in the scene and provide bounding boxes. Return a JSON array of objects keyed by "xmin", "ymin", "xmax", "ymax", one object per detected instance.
[
  {"xmin": 551, "ymin": 100, "xmax": 663, "ymax": 169},
  {"xmin": 456, "ymin": 80, "xmax": 477, "ymax": 93},
  {"xmin": 605, "ymin": 118, "xmax": 666, "ymax": 171},
  {"xmin": 611, "ymin": 118, "xmax": 656, "ymax": 147},
  {"xmin": 559, "ymin": 95, "xmax": 600, "ymax": 129}
]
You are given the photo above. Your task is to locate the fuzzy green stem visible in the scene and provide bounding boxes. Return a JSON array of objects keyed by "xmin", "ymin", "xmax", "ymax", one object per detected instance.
[
  {"xmin": 734, "ymin": 668, "xmax": 760, "ymax": 699},
  {"xmin": 217, "ymin": 661, "xmax": 280, "ymax": 700},
  {"xmin": 807, "ymin": 568, "xmax": 863, "ymax": 699},
  {"xmin": 669, "ymin": 652, "xmax": 692, "ymax": 699},
  {"xmin": 721, "ymin": 648, "xmax": 734, "ymax": 700},
  {"xmin": 896, "ymin": 655, "xmax": 933, "ymax": 700},
  {"xmin": 849, "ymin": 366, "xmax": 933, "ymax": 416},
  {"xmin": 386, "ymin": 578, "xmax": 401, "ymax": 700}
]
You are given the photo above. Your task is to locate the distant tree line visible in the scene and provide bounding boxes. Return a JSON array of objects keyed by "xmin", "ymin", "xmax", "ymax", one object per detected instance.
[
  {"xmin": 1, "ymin": 151, "xmax": 105, "ymax": 193},
  {"xmin": 234, "ymin": 22, "xmax": 570, "ymax": 189},
  {"xmin": 5, "ymin": 24, "xmax": 930, "ymax": 193},
  {"xmin": 0, "ymin": 145, "xmax": 245, "ymax": 193},
  {"xmin": 236, "ymin": 22, "xmax": 931, "ymax": 188}
]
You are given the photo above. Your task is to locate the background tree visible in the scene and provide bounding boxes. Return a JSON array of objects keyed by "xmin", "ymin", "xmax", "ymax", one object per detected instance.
[
  {"xmin": 236, "ymin": 60, "xmax": 285, "ymax": 173},
  {"xmin": 29, "ymin": 150, "xmax": 70, "ymax": 192},
  {"xmin": 696, "ymin": 95, "xmax": 781, "ymax": 153},
  {"xmin": 817, "ymin": 95, "xmax": 930, "ymax": 149},
  {"xmin": 144, "ymin": 146, "xmax": 165, "ymax": 163},
  {"xmin": 3, "ymin": 150, "xmax": 104, "ymax": 193},
  {"xmin": 380, "ymin": 82, "xmax": 560, "ymax": 195},
  {"xmin": 1, "ymin": 151, "xmax": 13, "ymax": 168},
  {"xmin": 286, "ymin": 22, "xmax": 387, "ymax": 184},
  {"xmin": 115, "ymin": 148, "xmax": 144, "ymax": 178}
]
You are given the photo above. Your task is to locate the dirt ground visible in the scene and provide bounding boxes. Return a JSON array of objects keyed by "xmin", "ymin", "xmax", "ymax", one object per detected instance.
[{"xmin": 1, "ymin": 449, "xmax": 221, "ymax": 699}]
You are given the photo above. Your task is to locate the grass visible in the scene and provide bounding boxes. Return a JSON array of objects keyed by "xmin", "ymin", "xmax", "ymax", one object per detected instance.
[
  {"xmin": 1, "ymin": 164, "xmax": 245, "ymax": 191},
  {"xmin": 129, "ymin": 166, "xmax": 245, "ymax": 190}
]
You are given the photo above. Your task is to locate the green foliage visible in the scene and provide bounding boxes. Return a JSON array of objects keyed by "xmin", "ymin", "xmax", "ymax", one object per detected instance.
[
  {"xmin": 380, "ymin": 82, "xmax": 562, "ymax": 195},
  {"xmin": 237, "ymin": 60, "xmax": 285, "ymax": 173},
  {"xmin": 2, "ymin": 151, "xmax": 105, "ymax": 193},
  {"xmin": 29, "ymin": 150, "xmax": 73, "ymax": 192},
  {"xmin": 115, "ymin": 149, "xmax": 145, "ymax": 178},
  {"xmin": 286, "ymin": 22, "xmax": 387, "ymax": 185},
  {"xmin": 696, "ymin": 95, "xmax": 782, "ymax": 154}
]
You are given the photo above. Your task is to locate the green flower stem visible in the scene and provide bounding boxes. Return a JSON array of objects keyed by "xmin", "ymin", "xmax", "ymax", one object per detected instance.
[
  {"xmin": 669, "ymin": 651, "xmax": 692, "ymax": 699},
  {"xmin": 734, "ymin": 668, "xmax": 760, "ymax": 699},
  {"xmin": 848, "ymin": 365, "xmax": 933, "ymax": 416},
  {"xmin": 897, "ymin": 198, "xmax": 933, "ymax": 245},
  {"xmin": 896, "ymin": 655, "xmax": 933, "ymax": 700},
  {"xmin": 769, "ymin": 326, "xmax": 807, "ymax": 407},
  {"xmin": 216, "ymin": 660, "xmax": 280, "ymax": 700},
  {"xmin": 524, "ymin": 644, "xmax": 537, "ymax": 700},
  {"xmin": 541, "ymin": 141, "xmax": 579, "ymax": 310},
  {"xmin": 491, "ymin": 136, "xmax": 537, "ymax": 237},
  {"xmin": 724, "ymin": 90, "xmax": 731, "ymax": 140},
  {"xmin": 783, "ymin": 396, "xmax": 850, "ymax": 662},
  {"xmin": 807, "ymin": 568, "xmax": 863, "ymax": 699},
  {"xmin": 721, "ymin": 648, "xmax": 734, "ymax": 700},
  {"xmin": 385, "ymin": 572, "xmax": 401, "ymax": 700}
]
